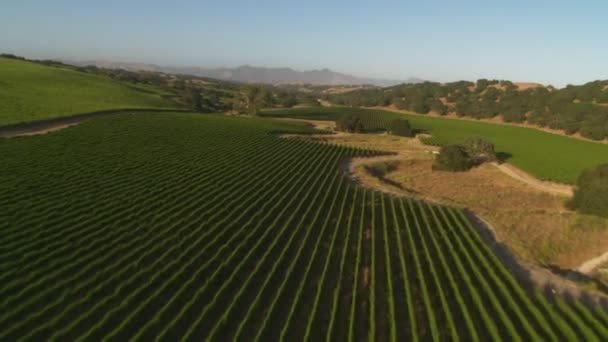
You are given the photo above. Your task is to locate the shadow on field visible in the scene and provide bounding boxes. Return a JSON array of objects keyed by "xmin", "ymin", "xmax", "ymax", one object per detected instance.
[
  {"xmin": 544, "ymin": 265, "xmax": 608, "ymax": 295},
  {"xmin": 412, "ymin": 128, "xmax": 429, "ymax": 136},
  {"xmin": 463, "ymin": 209, "xmax": 608, "ymax": 311},
  {"xmin": 364, "ymin": 127, "xmax": 388, "ymax": 133},
  {"xmin": 495, "ymin": 151, "xmax": 513, "ymax": 163},
  {"xmin": 463, "ymin": 209, "xmax": 536, "ymax": 291}
]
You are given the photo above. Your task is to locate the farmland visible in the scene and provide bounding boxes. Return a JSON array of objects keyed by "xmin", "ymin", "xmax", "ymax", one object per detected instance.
[
  {"xmin": 263, "ymin": 107, "xmax": 608, "ymax": 184},
  {"xmin": 0, "ymin": 57, "xmax": 176, "ymax": 126},
  {"xmin": 1, "ymin": 113, "xmax": 606, "ymax": 340}
]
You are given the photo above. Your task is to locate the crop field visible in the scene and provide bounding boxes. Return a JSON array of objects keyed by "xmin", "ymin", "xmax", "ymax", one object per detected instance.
[
  {"xmin": 1, "ymin": 113, "xmax": 607, "ymax": 341},
  {"xmin": 263, "ymin": 107, "xmax": 608, "ymax": 184},
  {"xmin": 419, "ymin": 136, "xmax": 445, "ymax": 147},
  {"xmin": 0, "ymin": 57, "xmax": 176, "ymax": 126}
]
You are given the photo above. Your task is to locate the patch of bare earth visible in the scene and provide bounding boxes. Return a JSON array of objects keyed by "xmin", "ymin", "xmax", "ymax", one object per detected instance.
[
  {"xmin": 514, "ymin": 82, "xmax": 543, "ymax": 91},
  {"xmin": 9, "ymin": 123, "xmax": 79, "ymax": 137},
  {"xmin": 310, "ymin": 131, "xmax": 608, "ymax": 293},
  {"xmin": 272, "ymin": 117, "xmax": 336, "ymax": 131},
  {"xmin": 322, "ymin": 86, "xmax": 365, "ymax": 94}
]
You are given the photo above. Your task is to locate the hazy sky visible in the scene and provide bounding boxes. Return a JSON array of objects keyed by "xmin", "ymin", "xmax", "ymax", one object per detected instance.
[{"xmin": 2, "ymin": 0, "xmax": 608, "ymax": 86}]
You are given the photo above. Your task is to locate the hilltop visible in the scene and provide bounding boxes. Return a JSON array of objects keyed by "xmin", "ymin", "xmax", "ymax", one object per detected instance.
[{"xmin": 0, "ymin": 57, "xmax": 179, "ymax": 126}]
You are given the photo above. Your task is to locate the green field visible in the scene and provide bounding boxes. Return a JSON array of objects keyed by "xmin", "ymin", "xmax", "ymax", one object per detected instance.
[
  {"xmin": 0, "ymin": 57, "xmax": 177, "ymax": 126},
  {"xmin": 1, "ymin": 113, "xmax": 606, "ymax": 340},
  {"xmin": 263, "ymin": 107, "xmax": 608, "ymax": 184}
]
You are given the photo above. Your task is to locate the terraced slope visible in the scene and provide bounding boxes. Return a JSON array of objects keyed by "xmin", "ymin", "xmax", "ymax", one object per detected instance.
[{"xmin": 1, "ymin": 113, "xmax": 606, "ymax": 341}]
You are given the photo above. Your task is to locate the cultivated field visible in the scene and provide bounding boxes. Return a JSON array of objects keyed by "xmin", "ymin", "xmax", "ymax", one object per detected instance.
[
  {"xmin": 1, "ymin": 113, "xmax": 606, "ymax": 341},
  {"xmin": 263, "ymin": 107, "xmax": 608, "ymax": 184},
  {"xmin": 0, "ymin": 57, "xmax": 175, "ymax": 126}
]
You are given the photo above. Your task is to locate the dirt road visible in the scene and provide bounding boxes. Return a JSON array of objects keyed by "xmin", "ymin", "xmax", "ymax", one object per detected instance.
[
  {"xmin": 494, "ymin": 163, "xmax": 574, "ymax": 197},
  {"xmin": 577, "ymin": 251, "xmax": 608, "ymax": 274},
  {"xmin": 0, "ymin": 108, "xmax": 186, "ymax": 138}
]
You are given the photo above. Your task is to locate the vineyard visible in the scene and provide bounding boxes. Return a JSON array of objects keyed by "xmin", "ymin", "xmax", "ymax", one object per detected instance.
[
  {"xmin": 0, "ymin": 57, "xmax": 175, "ymax": 126},
  {"xmin": 419, "ymin": 136, "xmax": 445, "ymax": 147},
  {"xmin": 262, "ymin": 107, "xmax": 608, "ymax": 183},
  {"xmin": 1, "ymin": 113, "xmax": 607, "ymax": 341}
]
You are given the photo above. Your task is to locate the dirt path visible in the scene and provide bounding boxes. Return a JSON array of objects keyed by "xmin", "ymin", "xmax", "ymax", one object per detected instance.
[
  {"xmin": 493, "ymin": 163, "xmax": 573, "ymax": 196},
  {"xmin": 12, "ymin": 123, "xmax": 80, "ymax": 137},
  {"xmin": 0, "ymin": 108, "xmax": 186, "ymax": 138},
  {"xmin": 271, "ymin": 117, "xmax": 336, "ymax": 131},
  {"xmin": 577, "ymin": 251, "xmax": 608, "ymax": 274},
  {"xmin": 343, "ymin": 148, "xmax": 574, "ymax": 198}
]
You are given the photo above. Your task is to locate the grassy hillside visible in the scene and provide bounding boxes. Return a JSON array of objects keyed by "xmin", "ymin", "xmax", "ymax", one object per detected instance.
[
  {"xmin": 1, "ymin": 113, "xmax": 604, "ymax": 340},
  {"xmin": 0, "ymin": 57, "xmax": 177, "ymax": 126},
  {"xmin": 262, "ymin": 107, "xmax": 608, "ymax": 184}
]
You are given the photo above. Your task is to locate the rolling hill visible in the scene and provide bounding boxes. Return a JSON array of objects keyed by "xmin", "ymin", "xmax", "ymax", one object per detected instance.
[{"xmin": 0, "ymin": 57, "xmax": 178, "ymax": 126}]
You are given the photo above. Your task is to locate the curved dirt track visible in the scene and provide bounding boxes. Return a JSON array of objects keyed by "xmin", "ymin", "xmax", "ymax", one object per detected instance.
[
  {"xmin": 494, "ymin": 163, "xmax": 573, "ymax": 196},
  {"xmin": 577, "ymin": 251, "xmax": 608, "ymax": 274},
  {"xmin": 0, "ymin": 108, "xmax": 186, "ymax": 138}
]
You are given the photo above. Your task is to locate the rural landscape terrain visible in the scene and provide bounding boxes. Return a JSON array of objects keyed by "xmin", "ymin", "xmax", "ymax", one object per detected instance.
[
  {"xmin": 2, "ymin": 3, "xmax": 608, "ymax": 340},
  {"xmin": 2, "ymin": 52, "xmax": 608, "ymax": 341}
]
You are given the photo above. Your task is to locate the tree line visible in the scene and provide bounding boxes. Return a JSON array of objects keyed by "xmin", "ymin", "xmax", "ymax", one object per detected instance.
[{"xmin": 325, "ymin": 79, "xmax": 608, "ymax": 140}]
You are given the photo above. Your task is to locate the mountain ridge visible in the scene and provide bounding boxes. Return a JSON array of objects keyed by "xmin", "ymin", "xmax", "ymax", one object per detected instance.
[{"xmin": 65, "ymin": 60, "xmax": 421, "ymax": 87}]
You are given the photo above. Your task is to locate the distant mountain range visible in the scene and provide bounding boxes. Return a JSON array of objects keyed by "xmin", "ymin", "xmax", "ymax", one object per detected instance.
[{"xmin": 66, "ymin": 60, "xmax": 421, "ymax": 87}]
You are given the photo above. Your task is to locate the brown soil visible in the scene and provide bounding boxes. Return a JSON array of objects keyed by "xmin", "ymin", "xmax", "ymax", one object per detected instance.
[
  {"xmin": 272, "ymin": 117, "xmax": 336, "ymax": 131},
  {"xmin": 317, "ymin": 100, "xmax": 335, "ymax": 107},
  {"xmin": 322, "ymin": 86, "xmax": 365, "ymax": 94},
  {"xmin": 514, "ymin": 82, "xmax": 544, "ymax": 91}
]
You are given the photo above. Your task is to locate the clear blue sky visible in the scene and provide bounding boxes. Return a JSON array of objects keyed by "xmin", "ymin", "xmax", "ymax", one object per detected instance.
[{"xmin": 2, "ymin": 0, "xmax": 607, "ymax": 86}]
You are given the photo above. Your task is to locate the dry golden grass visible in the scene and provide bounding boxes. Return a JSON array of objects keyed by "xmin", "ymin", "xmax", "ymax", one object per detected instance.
[{"xmin": 316, "ymin": 132, "xmax": 608, "ymax": 269}]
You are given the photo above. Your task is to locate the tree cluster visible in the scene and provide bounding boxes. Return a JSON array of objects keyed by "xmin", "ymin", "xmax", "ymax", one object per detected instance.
[
  {"xmin": 432, "ymin": 145, "xmax": 472, "ymax": 172},
  {"xmin": 567, "ymin": 164, "xmax": 608, "ymax": 218},
  {"xmin": 432, "ymin": 137, "xmax": 497, "ymax": 172},
  {"xmin": 463, "ymin": 136, "xmax": 497, "ymax": 163},
  {"xmin": 336, "ymin": 114, "xmax": 365, "ymax": 133},
  {"xmin": 232, "ymin": 84, "xmax": 272, "ymax": 116},
  {"xmin": 326, "ymin": 79, "xmax": 608, "ymax": 140}
]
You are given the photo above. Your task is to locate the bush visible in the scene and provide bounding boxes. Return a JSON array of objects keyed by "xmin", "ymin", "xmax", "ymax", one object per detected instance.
[
  {"xmin": 336, "ymin": 114, "xmax": 365, "ymax": 133},
  {"xmin": 432, "ymin": 145, "xmax": 472, "ymax": 172},
  {"xmin": 463, "ymin": 137, "xmax": 497, "ymax": 163},
  {"xmin": 567, "ymin": 164, "xmax": 608, "ymax": 218},
  {"xmin": 389, "ymin": 119, "xmax": 414, "ymax": 137}
]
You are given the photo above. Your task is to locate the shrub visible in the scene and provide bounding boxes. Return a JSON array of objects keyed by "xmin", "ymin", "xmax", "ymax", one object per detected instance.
[
  {"xmin": 567, "ymin": 164, "xmax": 608, "ymax": 218},
  {"xmin": 432, "ymin": 145, "xmax": 472, "ymax": 172},
  {"xmin": 463, "ymin": 137, "xmax": 497, "ymax": 163},
  {"xmin": 336, "ymin": 114, "xmax": 365, "ymax": 133}
]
